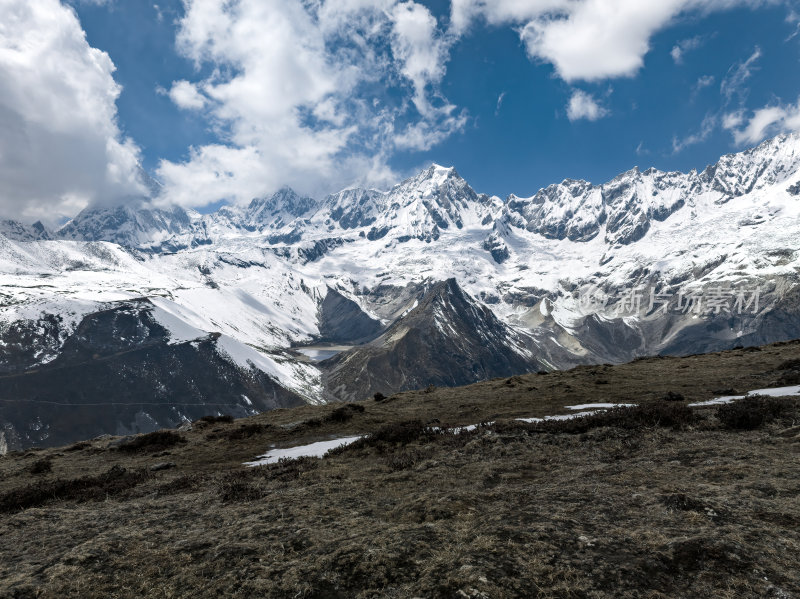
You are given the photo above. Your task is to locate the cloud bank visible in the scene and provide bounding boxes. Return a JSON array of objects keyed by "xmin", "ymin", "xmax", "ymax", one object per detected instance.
[
  {"xmin": 1, "ymin": 0, "xmax": 793, "ymax": 218},
  {"xmin": 0, "ymin": 0, "xmax": 145, "ymax": 223}
]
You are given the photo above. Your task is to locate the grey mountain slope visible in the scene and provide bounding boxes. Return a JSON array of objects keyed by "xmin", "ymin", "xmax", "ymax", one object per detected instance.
[
  {"xmin": 316, "ymin": 287, "xmax": 383, "ymax": 344},
  {"xmin": 0, "ymin": 300, "xmax": 304, "ymax": 450},
  {"xmin": 321, "ymin": 278, "xmax": 540, "ymax": 402}
]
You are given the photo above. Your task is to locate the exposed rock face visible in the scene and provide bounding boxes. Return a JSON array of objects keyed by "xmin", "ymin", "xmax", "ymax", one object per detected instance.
[
  {"xmin": 317, "ymin": 288, "xmax": 383, "ymax": 344},
  {"xmin": 482, "ymin": 233, "xmax": 510, "ymax": 264},
  {"xmin": 509, "ymin": 179, "xmax": 603, "ymax": 242},
  {"xmin": 0, "ymin": 220, "xmax": 51, "ymax": 241},
  {"xmin": 322, "ymin": 279, "xmax": 538, "ymax": 401}
]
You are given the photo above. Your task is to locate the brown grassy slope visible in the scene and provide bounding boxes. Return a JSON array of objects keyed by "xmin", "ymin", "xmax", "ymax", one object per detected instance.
[{"xmin": 0, "ymin": 340, "xmax": 799, "ymax": 598}]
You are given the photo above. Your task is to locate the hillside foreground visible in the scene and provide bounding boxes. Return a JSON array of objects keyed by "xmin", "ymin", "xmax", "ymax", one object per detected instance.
[{"xmin": 1, "ymin": 341, "xmax": 799, "ymax": 598}]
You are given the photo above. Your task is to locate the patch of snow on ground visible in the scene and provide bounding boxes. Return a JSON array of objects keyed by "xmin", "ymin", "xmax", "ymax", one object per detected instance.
[
  {"xmin": 688, "ymin": 384, "xmax": 800, "ymax": 407},
  {"xmin": 516, "ymin": 410, "xmax": 600, "ymax": 423},
  {"xmin": 746, "ymin": 384, "xmax": 800, "ymax": 397},
  {"xmin": 688, "ymin": 395, "xmax": 745, "ymax": 407},
  {"xmin": 245, "ymin": 436, "xmax": 363, "ymax": 466},
  {"xmin": 565, "ymin": 403, "xmax": 637, "ymax": 410}
]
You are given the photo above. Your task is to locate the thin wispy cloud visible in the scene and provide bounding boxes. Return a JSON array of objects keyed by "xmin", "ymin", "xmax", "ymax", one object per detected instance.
[
  {"xmin": 671, "ymin": 36, "xmax": 704, "ymax": 64},
  {"xmin": 495, "ymin": 91, "xmax": 506, "ymax": 115},
  {"xmin": 721, "ymin": 46, "xmax": 762, "ymax": 103},
  {"xmin": 672, "ymin": 113, "xmax": 717, "ymax": 153}
]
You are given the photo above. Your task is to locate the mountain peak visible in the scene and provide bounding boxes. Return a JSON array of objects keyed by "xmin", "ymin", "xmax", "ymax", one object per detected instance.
[
  {"xmin": 246, "ymin": 187, "xmax": 317, "ymax": 225},
  {"xmin": 322, "ymin": 278, "xmax": 536, "ymax": 401}
]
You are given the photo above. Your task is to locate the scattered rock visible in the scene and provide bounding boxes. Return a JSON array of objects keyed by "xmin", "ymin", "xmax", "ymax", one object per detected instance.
[
  {"xmin": 150, "ymin": 462, "xmax": 177, "ymax": 472},
  {"xmin": 107, "ymin": 436, "xmax": 135, "ymax": 449}
]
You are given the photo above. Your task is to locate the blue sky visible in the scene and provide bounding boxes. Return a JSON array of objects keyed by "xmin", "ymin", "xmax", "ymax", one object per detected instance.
[{"xmin": 1, "ymin": 0, "xmax": 799, "ymax": 221}]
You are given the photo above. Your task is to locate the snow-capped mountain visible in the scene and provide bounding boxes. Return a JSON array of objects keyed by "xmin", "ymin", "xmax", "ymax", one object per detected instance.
[
  {"xmin": 2, "ymin": 133, "xmax": 800, "ymax": 450},
  {"xmin": 58, "ymin": 203, "xmax": 199, "ymax": 251},
  {"xmin": 0, "ymin": 219, "xmax": 51, "ymax": 242}
]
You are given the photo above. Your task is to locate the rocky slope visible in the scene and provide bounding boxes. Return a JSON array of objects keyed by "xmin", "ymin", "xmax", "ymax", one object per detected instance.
[
  {"xmin": 323, "ymin": 279, "xmax": 539, "ymax": 401},
  {"xmin": 0, "ymin": 300, "xmax": 306, "ymax": 448}
]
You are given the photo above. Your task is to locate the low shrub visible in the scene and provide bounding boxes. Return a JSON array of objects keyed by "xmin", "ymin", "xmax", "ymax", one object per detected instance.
[
  {"xmin": 495, "ymin": 403, "xmax": 696, "ymax": 436},
  {"xmin": 0, "ymin": 465, "xmax": 149, "ymax": 512},
  {"xmin": 368, "ymin": 419, "xmax": 428, "ymax": 445},
  {"xmin": 327, "ymin": 403, "xmax": 365, "ymax": 423},
  {"xmin": 29, "ymin": 458, "xmax": 52, "ymax": 475},
  {"xmin": 156, "ymin": 474, "xmax": 203, "ymax": 497},
  {"xmin": 218, "ymin": 457, "xmax": 319, "ymax": 501},
  {"xmin": 777, "ymin": 359, "xmax": 800, "ymax": 371},
  {"xmin": 259, "ymin": 456, "xmax": 319, "ymax": 481},
  {"xmin": 65, "ymin": 441, "xmax": 91, "ymax": 452},
  {"xmin": 327, "ymin": 420, "xmax": 430, "ymax": 456},
  {"xmin": 218, "ymin": 472, "xmax": 261, "ymax": 503},
  {"xmin": 211, "ymin": 423, "xmax": 272, "ymax": 441},
  {"xmin": 661, "ymin": 493, "xmax": 707, "ymax": 512},
  {"xmin": 716, "ymin": 396, "xmax": 795, "ymax": 430},
  {"xmin": 386, "ymin": 449, "xmax": 427, "ymax": 471},
  {"xmin": 115, "ymin": 430, "xmax": 186, "ymax": 453},
  {"xmin": 775, "ymin": 358, "xmax": 800, "ymax": 385},
  {"xmin": 198, "ymin": 414, "xmax": 234, "ymax": 424},
  {"xmin": 662, "ymin": 391, "xmax": 685, "ymax": 402},
  {"xmin": 373, "ymin": 392, "xmax": 386, "ymax": 402}
]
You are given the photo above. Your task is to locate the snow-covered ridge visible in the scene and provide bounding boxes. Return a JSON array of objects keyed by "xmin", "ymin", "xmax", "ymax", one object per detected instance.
[{"xmin": 14, "ymin": 133, "xmax": 795, "ymax": 258}]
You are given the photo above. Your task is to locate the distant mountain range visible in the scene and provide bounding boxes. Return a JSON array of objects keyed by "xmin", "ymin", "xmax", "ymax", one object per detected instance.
[{"xmin": 2, "ymin": 133, "xmax": 800, "ymax": 449}]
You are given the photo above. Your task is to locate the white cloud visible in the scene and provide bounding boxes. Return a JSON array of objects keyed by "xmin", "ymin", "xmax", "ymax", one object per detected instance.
[
  {"xmin": 391, "ymin": 1, "xmax": 449, "ymax": 115},
  {"xmin": 722, "ymin": 110, "xmax": 745, "ymax": 130},
  {"xmin": 156, "ymin": 0, "xmax": 464, "ymax": 207},
  {"xmin": 451, "ymin": 1, "xmax": 774, "ymax": 82},
  {"xmin": 671, "ymin": 35, "xmax": 703, "ymax": 64},
  {"xmin": 168, "ymin": 80, "xmax": 207, "ymax": 110},
  {"xmin": 786, "ymin": 9, "xmax": 800, "ymax": 40},
  {"xmin": 522, "ymin": 1, "xmax": 688, "ymax": 81},
  {"xmin": 0, "ymin": 0, "xmax": 144, "ymax": 223},
  {"xmin": 566, "ymin": 90, "xmax": 609, "ymax": 121},
  {"xmin": 723, "ymin": 98, "xmax": 800, "ymax": 145},
  {"xmin": 449, "ymin": 0, "xmax": 569, "ymax": 35}
]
